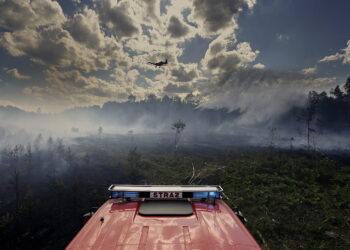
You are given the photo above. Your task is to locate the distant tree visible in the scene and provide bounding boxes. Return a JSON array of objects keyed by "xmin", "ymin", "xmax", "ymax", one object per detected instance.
[
  {"xmin": 128, "ymin": 94, "xmax": 136, "ymax": 102},
  {"xmin": 98, "ymin": 126, "xmax": 103, "ymax": 136},
  {"xmin": 268, "ymin": 127, "xmax": 277, "ymax": 149},
  {"xmin": 172, "ymin": 95, "xmax": 181, "ymax": 103},
  {"xmin": 82, "ymin": 153, "xmax": 90, "ymax": 168},
  {"xmin": 24, "ymin": 144, "xmax": 32, "ymax": 176},
  {"xmin": 344, "ymin": 75, "xmax": 350, "ymax": 96},
  {"xmin": 306, "ymin": 91, "xmax": 319, "ymax": 150},
  {"xmin": 162, "ymin": 95, "xmax": 171, "ymax": 103},
  {"xmin": 33, "ymin": 133, "xmax": 43, "ymax": 152},
  {"xmin": 65, "ymin": 147, "xmax": 74, "ymax": 169},
  {"xmin": 331, "ymin": 85, "xmax": 344, "ymax": 99},
  {"xmin": 9, "ymin": 167, "xmax": 20, "ymax": 221},
  {"xmin": 184, "ymin": 93, "xmax": 200, "ymax": 105},
  {"xmin": 147, "ymin": 93, "xmax": 157, "ymax": 102},
  {"xmin": 71, "ymin": 127, "xmax": 79, "ymax": 133},
  {"xmin": 318, "ymin": 91, "xmax": 328, "ymax": 100},
  {"xmin": 55, "ymin": 138, "xmax": 65, "ymax": 157},
  {"xmin": 47, "ymin": 136, "xmax": 54, "ymax": 149},
  {"xmin": 172, "ymin": 120, "xmax": 186, "ymax": 150},
  {"xmin": 127, "ymin": 147, "xmax": 141, "ymax": 168},
  {"xmin": 290, "ymin": 137, "xmax": 294, "ymax": 150},
  {"xmin": 344, "ymin": 76, "xmax": 350, "ymax": 125},
  {"xmin": 127, "ymin": 130, "xmax": 134, "ymax": 142}
]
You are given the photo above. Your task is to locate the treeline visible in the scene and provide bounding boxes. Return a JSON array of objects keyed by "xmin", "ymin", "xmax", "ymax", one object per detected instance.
[
  {"xmin": 46, "ymin": 75, "xmax": 350, "ymax": 134},
  {"xmin": 63, "ymin": 93, "xmax": 238, "ymax": 131},
  {"xmin": 1, "ymin": 77, "xmax": 350, "ymax": 137},
  {"xmin": 309, "ymin": 76, "xmax": 350, "ymax": 131}
]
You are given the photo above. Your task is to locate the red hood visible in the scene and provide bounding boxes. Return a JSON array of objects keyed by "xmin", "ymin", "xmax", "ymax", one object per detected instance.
[{"xmin": 66, "ymin": 199, "xmax": 261, "ymax": 250}]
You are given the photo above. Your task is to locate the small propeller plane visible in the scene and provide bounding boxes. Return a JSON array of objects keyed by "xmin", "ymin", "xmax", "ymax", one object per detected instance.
[{"xmin": 147, "ymin": 59, "xmax": 168, "ymax": 68}]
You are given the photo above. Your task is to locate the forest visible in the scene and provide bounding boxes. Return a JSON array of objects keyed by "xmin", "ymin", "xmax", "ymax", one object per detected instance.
[{"xmin": 0, "ymin": 78, "xmax": 350, "ymax": 249}]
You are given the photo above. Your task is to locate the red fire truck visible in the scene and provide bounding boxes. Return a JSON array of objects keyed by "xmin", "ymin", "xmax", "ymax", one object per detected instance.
[{"xmin": 66, "ymin": 185, "xmax": 262, "ymax": 250}]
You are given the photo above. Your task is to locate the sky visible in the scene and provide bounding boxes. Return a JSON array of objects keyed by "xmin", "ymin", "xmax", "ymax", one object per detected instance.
[{"xmin": 0, "ymin": 0, "xmax": 349, "ymax": 122}]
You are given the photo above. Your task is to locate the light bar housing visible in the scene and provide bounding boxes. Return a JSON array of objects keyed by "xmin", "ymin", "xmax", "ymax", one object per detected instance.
[{"xmin": 108, "ymin": 185, "xmax": 223, "ymax": 200}]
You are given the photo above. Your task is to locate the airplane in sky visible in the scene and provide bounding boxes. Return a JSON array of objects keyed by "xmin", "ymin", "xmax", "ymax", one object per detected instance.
[{"xmin": 147, "ymin": 59, "xmax": 168, "ymax": 67}]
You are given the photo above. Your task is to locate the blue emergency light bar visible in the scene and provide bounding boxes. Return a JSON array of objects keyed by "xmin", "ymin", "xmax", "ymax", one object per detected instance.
[
  {"xmin": 192, "ymin": 191, "xmax": 221, "ymax": 199},
  {"xmin": 111, "ymin": 191, "xmax": 140, "ymax": 198},
  {"xmin": 108, "ymin": 185, "xmax": 223, "ymax": 200}
]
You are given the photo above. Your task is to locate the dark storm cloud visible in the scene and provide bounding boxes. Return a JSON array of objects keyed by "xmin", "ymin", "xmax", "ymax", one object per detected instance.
[
  {"xmin": 98, "ymin": 0, "xmax": 139, "ymax": 39},
  {"xmin": 167, "ymin": 16, "xmax": 189, "ymax": 38},
  {"xmin": 191, "ymin": 0, "xmax": 251, "ymax": 34}
]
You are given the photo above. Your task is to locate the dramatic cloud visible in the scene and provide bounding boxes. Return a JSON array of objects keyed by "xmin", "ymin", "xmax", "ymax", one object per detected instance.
[
  {"xmin": 0, "ymin": 0, "xmax": 339, "ymax": 119},
  {"xmin": 190, "ymin": 0, "xmax": 256, "ymax": 36},
  {"xmin": 202, "ymin": 41, "xmax": 259, "ymax": 74},
  {"xmin": 97, "ymin": 0, "xmax": 140, "ymax": 39},
  {"xmin": 6, "ymin": 68, "xmax": 31, "ymax": 79},
  {"xmin": 319, "ymin": 40, "xmax": 350, "ymax": 64},
  {"xmin": 67, "ymin": 8, "xmax": 105, "ymax": 49},
  {"xmin": 0, "ymin": 0, "xmax": 65, "ymax": 31},
  {"xmin": 1, "ymin": 21, "xmax": 123, "ymax": 72}
]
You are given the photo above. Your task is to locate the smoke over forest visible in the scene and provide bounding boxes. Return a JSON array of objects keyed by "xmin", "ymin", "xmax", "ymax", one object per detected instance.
[
  {"xmin": 1, "ymin": 0, "xmax": 350, "ymax": 249},
  {"xmin": 1, "ymin": 77, "xmax": 350, "ymax": 152}
]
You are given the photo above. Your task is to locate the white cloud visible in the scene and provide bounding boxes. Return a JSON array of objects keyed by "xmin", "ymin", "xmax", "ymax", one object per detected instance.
[
  {"xmin": 301, "ymin": 66, "xmax": 317, "ymax": 75},
  {"xmin": 6, "ymin": 68, "xmax": 31, "ymax": 79},
  {"xmin": 276, "ymin": 33, "xmax": 289, "ymax": 41},
  {"xmin": 319, "ymin": 40, "xmax": 350, "ymax": 64},
  {"xmin": 202, "ymin": 41, "xmax": 259, "ymax": 74},
  {"xmin": 68, "ymin": 8, "xmax": 106, "ymax": 49},
  {"xmin": 253, "ymin": 63, "xmax": 265, "ymax": 69}
]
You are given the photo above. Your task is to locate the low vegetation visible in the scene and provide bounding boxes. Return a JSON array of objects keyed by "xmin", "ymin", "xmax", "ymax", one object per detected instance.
[{"xmin": 0, "ymin": 140, "xmax": 349, "ymax": 249}]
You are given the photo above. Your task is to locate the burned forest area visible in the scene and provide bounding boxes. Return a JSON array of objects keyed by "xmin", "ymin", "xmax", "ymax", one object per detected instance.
[
  {"xmin": 0, "ymin": 81, "xmax": 350, "ymax": 250},
  {"xmin": 2, "ymin": 0, "xmax": 350, "ymax": 249}
]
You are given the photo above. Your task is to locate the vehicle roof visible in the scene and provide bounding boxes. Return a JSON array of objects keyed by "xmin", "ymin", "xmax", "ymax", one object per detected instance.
[{"xmin": 66, "ymin": 199, "xmax": 261, "ymax": 250}]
